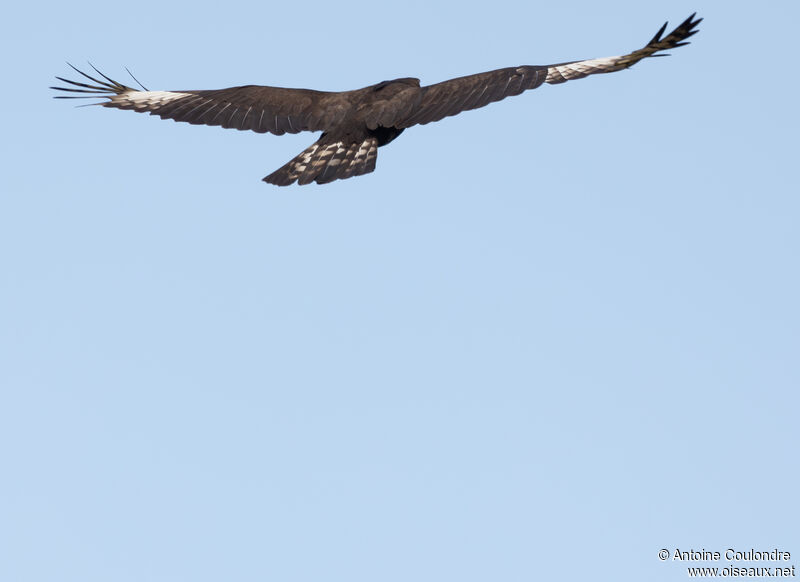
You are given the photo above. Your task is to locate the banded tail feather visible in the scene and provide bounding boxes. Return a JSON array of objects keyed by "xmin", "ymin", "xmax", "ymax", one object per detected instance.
[
  {"xmin": 264, "ymin": 136, "xmax": 379, "ymax": 186},
  {"xmin": 52, "ymin": 14, "xmax": 700, "ymax": 186}
]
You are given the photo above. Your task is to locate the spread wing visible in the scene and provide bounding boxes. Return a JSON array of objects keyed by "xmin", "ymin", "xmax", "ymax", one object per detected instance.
[
  {"xmin": 396, "ymin": 13, "xmax": 701, "ymax": 128},
  {"xmin": 51, "ymin": 65, "xmax": 348, "ymax": 135}
]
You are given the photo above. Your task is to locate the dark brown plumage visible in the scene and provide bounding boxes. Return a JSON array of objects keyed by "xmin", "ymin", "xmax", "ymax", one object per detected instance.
[{"xmin": 52, "ymin": 13, "xmax": 701, "ymax": 186}]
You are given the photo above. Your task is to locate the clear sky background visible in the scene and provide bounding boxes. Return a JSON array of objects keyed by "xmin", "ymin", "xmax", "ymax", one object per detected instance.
[{"xmin": 1, "ymin": 1, "xmax": 798, "ymax": 581}]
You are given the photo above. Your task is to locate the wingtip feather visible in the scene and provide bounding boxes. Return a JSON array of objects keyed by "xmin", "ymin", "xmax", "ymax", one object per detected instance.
[{"xmin": 649, "ymin": 21, "xmax": 668, "ymax": 44}]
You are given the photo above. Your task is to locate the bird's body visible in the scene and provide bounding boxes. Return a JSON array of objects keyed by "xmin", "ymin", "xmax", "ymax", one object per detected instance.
[{"xmin": 52, "ymin": 14, "xmax": 701, "ymax": 186}]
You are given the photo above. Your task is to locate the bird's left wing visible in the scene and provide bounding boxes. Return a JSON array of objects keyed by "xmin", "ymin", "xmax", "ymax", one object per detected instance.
[
  {"xmin": 51, "ymin": 65, "xmax": 348, "ymax": 135},
  {"xmin": 394, "ymin": 13, "xmax": 701, "ymax": 128}
]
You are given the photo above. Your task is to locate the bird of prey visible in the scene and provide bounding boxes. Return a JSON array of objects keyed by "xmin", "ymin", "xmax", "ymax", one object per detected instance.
[{"xmin": 52, "ymin": 13, "xmax": 700, "ymax": 186}]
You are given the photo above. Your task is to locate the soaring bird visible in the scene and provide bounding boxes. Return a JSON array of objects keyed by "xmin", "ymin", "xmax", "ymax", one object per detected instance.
[{"xmin": 52, "ymin": 14, "xmax": 700, "ymax": 186}]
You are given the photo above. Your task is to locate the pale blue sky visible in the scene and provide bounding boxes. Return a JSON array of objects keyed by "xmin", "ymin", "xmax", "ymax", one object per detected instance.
[{"xmin": 1, "ymin": 2, "xmax": 798, "ymax": 581}]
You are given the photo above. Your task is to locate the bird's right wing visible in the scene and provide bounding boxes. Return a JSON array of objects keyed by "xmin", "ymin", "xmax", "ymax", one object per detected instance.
[
  {"xmin": 51, "ymin": 65, "xmax": 349, "ymax": 135},
  {"xmin": 396, "ymin": 13, "xmax": 701, "ymax": 128}
]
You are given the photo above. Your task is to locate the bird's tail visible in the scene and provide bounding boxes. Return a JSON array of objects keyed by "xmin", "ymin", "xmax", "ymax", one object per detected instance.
[{"xmin": 263, "ymin": 135, "xmax": 378, "ymax": 186}]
